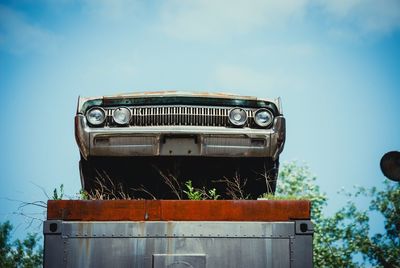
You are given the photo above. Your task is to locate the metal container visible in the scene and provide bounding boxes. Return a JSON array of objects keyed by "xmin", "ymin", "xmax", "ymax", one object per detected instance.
[{"xmin": 44, "ymin": 220, "xmax": 313, "ymax": 268}]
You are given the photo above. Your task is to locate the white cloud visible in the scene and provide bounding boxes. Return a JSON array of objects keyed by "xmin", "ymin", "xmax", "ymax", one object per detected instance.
[
  {"xmin": 160, "ymin": 0, "xmax": 309, "ymax": 40},
  {"xmin": 159, "ymin": 0, "xmax": 400, "ymax": 41},
  {"xmin": 318, "ymin": 0, "xmax": 400, "ymax": 36},
  {"xmin": 81, "ymin": 0, "xmax": 144, "ymax": 22},
  {"xmin": 214, "ymin": 64, "xmax": 291, "ymax": 96},
  {"xmin": 317, "ymin": 0, "xmax": 362, "ymax": 17},
  {"xmin": 0, "ymin": 5, "xmax": 59, "ymax": 55},
  {"xmin": 213, "ymin": 41, "xmax": 319, "ymax": 95}
]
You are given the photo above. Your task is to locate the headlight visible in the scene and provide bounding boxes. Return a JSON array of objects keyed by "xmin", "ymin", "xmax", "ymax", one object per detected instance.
[
  {"xmin": 228, "ymin": 108, "xmax": 247, "ymax": 126},
  {"xmin": 113, "ymin": 107, "xmax": 131, "ymax": 125},
  {"xmin": 254, "ymin": 109, "xmax": 273, "ymax": 127},
  {"xmin": 86, "ymin": 107, "xmax": 106, "ymax": 126}
]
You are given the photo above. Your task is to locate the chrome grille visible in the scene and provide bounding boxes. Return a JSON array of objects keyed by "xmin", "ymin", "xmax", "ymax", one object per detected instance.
[{"xmin": 106, "ymin": 106, "xmax": 254, "ymax": 127}]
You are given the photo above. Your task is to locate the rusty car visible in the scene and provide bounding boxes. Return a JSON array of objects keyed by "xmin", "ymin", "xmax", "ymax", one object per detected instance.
[{"xmin": 75, "ymin": 91, "xmax": 286, "ymax": 199}]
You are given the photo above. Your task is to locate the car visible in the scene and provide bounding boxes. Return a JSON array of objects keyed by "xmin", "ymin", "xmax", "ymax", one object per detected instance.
[{"xmin": 75, "ymin": 91, "xmax": 286, "ymax": 199}]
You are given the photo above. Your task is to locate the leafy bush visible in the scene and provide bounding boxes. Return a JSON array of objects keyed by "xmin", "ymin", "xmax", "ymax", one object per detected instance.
[
  {"xmin": 183, "ymin": 180, "xmax": 220, "ymax": 200},
  {"xmin": 0, "ymin": 221, "xmax": 42, "ymax": 268},
  {"xmin": 277, "ymin": 162, "xmax": 399, "ymax": 267}
]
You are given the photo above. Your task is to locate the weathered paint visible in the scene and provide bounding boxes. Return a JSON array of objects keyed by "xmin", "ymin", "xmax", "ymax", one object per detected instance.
[
  {"xmin": 47, "ymin": 200, "xmax": 310, "ymax": 221},
  {"xmin": 103, "ymin": 91, "xmax": 258, "ymax": 100},
  {"xmin": 43, "ymin": 220, "xmax": 313, "ymax": 268}
]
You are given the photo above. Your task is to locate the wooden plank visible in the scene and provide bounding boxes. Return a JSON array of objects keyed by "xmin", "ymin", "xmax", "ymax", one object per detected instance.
[{"xmin": 47, "ymin": 200, "xmax": 310, "ymax": 221}]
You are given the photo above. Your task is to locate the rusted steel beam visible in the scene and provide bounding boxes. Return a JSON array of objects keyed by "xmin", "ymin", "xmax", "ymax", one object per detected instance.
[
  {"xmin": 157, "ymin": 200, "xmax": 310, "ymax": 221},
  {"xmin": 47, "ymin": 200, "xmax": 310, "ymax": 221}
]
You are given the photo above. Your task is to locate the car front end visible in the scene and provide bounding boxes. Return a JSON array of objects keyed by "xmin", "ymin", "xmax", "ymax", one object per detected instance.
[{"xmin": 75, "ymin": 91, "xmax": 286, "ymax": 199}]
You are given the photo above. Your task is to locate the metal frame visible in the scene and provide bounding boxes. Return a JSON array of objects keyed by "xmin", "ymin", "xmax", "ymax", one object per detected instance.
[{"xmin": 44, "ymin": 220, "xmax": 313, "ymax": 268}]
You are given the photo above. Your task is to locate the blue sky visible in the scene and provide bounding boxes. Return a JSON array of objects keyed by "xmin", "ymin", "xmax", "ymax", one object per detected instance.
[{"xmin": 1, "ymin": 0, "xmax": 400, "ymax": 237}]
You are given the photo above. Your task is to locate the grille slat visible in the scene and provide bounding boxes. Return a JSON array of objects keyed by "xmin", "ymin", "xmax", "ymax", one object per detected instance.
[{"xmin": 108, "ymin": 105, "xmax": 254, "ymax": 127}]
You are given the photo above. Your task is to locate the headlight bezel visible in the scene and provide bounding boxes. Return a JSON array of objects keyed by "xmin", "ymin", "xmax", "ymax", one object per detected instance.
[
  {"xmin": 112, "ymin": 107, "xmax": 131, "ymax": 125},
  {"xmin": 254, "ymin": 108, "xmax": 274, "ymax": 127},
  {"xmin": 228, "ymin": 107, "xmax": 248, "ymax": 127},
  {"xmin": 86, "ymin": 107, "xmax": 106, "ymax": 126}
]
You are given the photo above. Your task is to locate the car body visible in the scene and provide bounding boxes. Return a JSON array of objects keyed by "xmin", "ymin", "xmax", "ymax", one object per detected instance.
[{"xmin": 75, "ymin": 91, "xmax": 286, "ymax": 199}]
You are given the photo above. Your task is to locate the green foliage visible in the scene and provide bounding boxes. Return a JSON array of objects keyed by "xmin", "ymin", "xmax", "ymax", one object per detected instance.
[
  {"xmin": 0, "ymin": 221, "xmax": 13, "ymax": 267},
  {"xmin": 0, "ymin": 221, "xmax": 43, "ymax": 268},
  {"xmin": 366, "ymin": 181, "xmax": 400, "ymax": 267},
  {"xmin": 327, "ymin": 181, "xmax": 400, "ymax": 268},
  {"xmin": 184, "ymin": 180, "xmax": 203, "ymax": 200},
  {"xmin": 278, "ymin": 162, "xmax": 400, "ymax": 268},
  {"xmin": 277, "ymin": 162, "xmax": 328, "ymax": 220},
  {"xmin": 207, "ymin": 188, "xmax": 220, "ymax": 200},
  {"xmin": 78, "ymin": 189, "xmax": 90, "ymax": 200},
  {"xmin": 183, "ymin": 180, "xmax": 220, "ymax": 200},
  {"xmin": 52, "ymin": 184, "xmax": 64, "ymax": 200}
]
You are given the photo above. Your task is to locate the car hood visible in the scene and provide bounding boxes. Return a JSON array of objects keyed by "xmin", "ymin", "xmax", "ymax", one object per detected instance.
[{"xmin": 104, "ymin": 91, "xmax": 258, "ymax": 100}]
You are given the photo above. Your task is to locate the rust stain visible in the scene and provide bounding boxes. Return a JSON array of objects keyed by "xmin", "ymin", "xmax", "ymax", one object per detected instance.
[
  {"xmin": 145, "ymin": 200, "xmax": 161, "ymax": 221},
  {"xmin": 138, "ymin": 221, "xmax": 146, "ymax": 237},
  {"xmin": 47, "ymin": 200, "xmax": 310, "ymax": 221},
  {"xmin": 166, "ymin": 222, "xmax": 174, "ymax": 254}
]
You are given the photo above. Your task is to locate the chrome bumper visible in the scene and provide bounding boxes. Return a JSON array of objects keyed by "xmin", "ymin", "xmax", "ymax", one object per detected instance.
[{"xmin": 75, "ymin": 115, "xmax": 285, "ymax": 159}]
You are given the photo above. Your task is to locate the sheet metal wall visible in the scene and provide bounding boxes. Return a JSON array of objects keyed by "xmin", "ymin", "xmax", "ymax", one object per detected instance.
[{"xmin": 44, "ymin": 220, "xmax": 313, "ymax": 268}]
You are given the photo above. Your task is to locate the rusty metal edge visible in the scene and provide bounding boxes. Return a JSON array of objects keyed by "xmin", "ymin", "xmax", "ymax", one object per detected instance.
[{"xmin": 47, "ymin": 200, "xmax": 311, "ymax": 222}]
